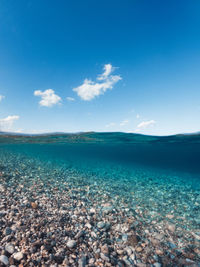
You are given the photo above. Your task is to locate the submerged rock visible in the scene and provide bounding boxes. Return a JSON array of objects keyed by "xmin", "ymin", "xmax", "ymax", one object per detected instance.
[
  {"xmin": 0, "ymin": 255, "xmax": 9, "ymax": 265},
  {"xmin": 97, "ymin": 221, "xmax": 105, "ymax": 229},
  {"xmin": 5, "ymin": 243, "xmax": 15, "ymax": 254},
  {"xmin": 13, "ymin": 251, "xmax": 23, "ymax": 261},
  {"xmin": 67, "ymin": 240, "xmax": 76, "ymax": 248}
]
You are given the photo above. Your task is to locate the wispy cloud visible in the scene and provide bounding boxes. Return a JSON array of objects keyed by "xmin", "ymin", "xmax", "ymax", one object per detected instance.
[
  {"xmin": 0, "ymin": 115, "xmax": 19, "ymax": 131},
  {"xmin": 66, "ymin": 97, "xmax": 75, "ymax": 101},
  {"xmin": 137, "ymin": 120, "xmax": 156, "ymax": 129},
  {"xmin": 34, "ymin": 89, "xmax": 61, "ymax": 107},
  {"xmin": 105, "ymin": 122, "xmax": 116, "ymax": 128},
  {"xmin": 97, "ymin": 64, "xmax": 115, "ymax": 81},
  {"xmin": 0, "ymin": 95, "xmax": 5, "ymax": 102},
  {"xmin": 120, "ymin": 119, "xmax": 129, "ymax": 126},
  {"xmin": 73, "ymin": 64, "xmax": 121, "ymax": 101}
]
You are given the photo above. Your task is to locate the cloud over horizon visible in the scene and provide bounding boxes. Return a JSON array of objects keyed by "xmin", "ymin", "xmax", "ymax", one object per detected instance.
[
  {"xmin": 0, "ymin": 115, "xmax": 20, "ymax": 131},
  {"xmin": 137, "ymin": 120, "xmax": 156, "ymax": 129},
  {"xmin": 73, "ymin": 64, "xmax": 121, "ymax": 101},
  {"xmin": 34, "ymin": 89, "xmax": 61, "ymax": 107}
]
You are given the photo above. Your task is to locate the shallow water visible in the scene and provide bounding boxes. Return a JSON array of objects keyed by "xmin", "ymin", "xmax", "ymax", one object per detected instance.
[
  {"xmin": 0, "ymin": 132, "xmax": 200, "ymax": 265},
  {"xmin": 1, "ymin": 132, "xmax": 200, "ymax": 226}
]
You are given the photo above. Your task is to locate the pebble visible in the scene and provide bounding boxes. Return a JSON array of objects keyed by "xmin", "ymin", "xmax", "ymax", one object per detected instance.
[
  {"xmin": 89, "ymin": 208, "xmax": 96, "ymax": 214},
  {"xmin": 100, "ymin": 253, "xmax": 110, "ymax": 262},
  {"xmin": 78, "ymin": 255, "xmax": 87, "ymax": 267},
  {"xmin": 155, "ymin": 249, "xmax": 163, "ymax": 256},
  {"xmin": 167, "ymin": 223, "xmax": 176, "ymax": 232},
  {"xmin": 125, "ymin": 247, "xmax": 132, "ymax": 256},
  {"xmin": 0, "ymin": 255, "xmax": 9, "ymax": 265},
  {"xmin": 66, "ymin": 240, "xmax": 77, "ymax": 248},
  {"xmin": 101, "ymin": 244, "xmax": 109, "ymax": 254},
  {"xmin": 97, "ymin": 221, "xmax": 105, "ymax": 229},
  {"xmin": 102, "ymin": 206, "xmax": 113, "ymax": 214},
  {"xmin": 136, "ymin": 246, "xmax": 143, "ymax": 252},
  {"xmin": 30, "ymin": 202, "xmax": 38, "ymax": 209},
  {"xmin": 89, "ymin": 258, "xmax": 95, "ymax": 264},
  {"xmin": 75, "ymin": 230, "xmax": 85, "ymax": 239},
  {"xmin": 13, "ymin": 251, "xmax": 24, "ymax": 261},
  {"xmin": 4, "ymin": 227, "xmax": 12, "ymax": 235},
  {"xmin": 0, "ymin": 184, "xmax": 5, "ymax": 192},
  {"xmin": 5, "ymin": 243, "xmax": 15, "ymax": 254},
  {"xmin": 85, "ymin": 222, "xmax": 92, "ymax": 229}
]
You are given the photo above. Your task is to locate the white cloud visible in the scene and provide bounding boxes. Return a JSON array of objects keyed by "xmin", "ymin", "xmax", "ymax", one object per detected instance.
[
  {"xmin": 0, "ymin": 115, "xmax": 19, "ymax": 131},
  {"xmin": 66, "ymin": 97, "xmax": 75, "ymax": 101},
  {"xmin": 34, "ymin": 89, "xmax": 61, "ymax": 107},
  {"xmin": 73, "ymin": 64, "xmax": 121, "ymax": 101},
  {"xmin": 0, "ymin": 95, "xmax": 5, "ymax": 102},
  {"xmin": 105, "ymin": 122, "xmax": 116, "ymax": 128},
  {"xmin": 97, "ymin": 64, "xmax": 115, "ymax": 80},
  {"xmin": 120, "ymin": 119, "xmax": 129, "ymax": 126},
  {"xmin": 137, "ymin": 120, "xmax": 156, "ymax": 129}
]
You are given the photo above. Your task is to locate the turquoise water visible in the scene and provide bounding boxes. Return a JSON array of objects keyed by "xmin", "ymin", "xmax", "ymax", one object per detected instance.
[
  {"xmin": 0, "ymin": 132, "xmax": 200, "ymax": 265},
  {"xmin": 0, "ymin": 132, "xmax": 200, "ymax": 225}
]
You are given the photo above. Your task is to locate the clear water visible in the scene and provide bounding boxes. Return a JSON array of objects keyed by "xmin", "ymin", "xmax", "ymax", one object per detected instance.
[
  {"xmin": 0, "ymin": 132, "xmax": 200, "ymax": 232},
  {"xmin": 0, "ymin": 133, "xmax": 200, "ymax": 252},
  {"xmin": 0, "ymin": 132, "xmax": 200, "ymax": 265}
]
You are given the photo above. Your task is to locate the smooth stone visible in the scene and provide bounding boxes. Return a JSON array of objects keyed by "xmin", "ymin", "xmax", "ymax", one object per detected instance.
[
  {"xmin": 101, "ymin": 244, "xmax": 109, "ymax": 254},
  {"xmin": 153, "ymin": 263, "xmax": 162, "ymax": 267},
  {"xmin": 130, "ymin": 253, "xmax": 136, "ymax": 261},
  {"xmin": 4, "ymin": 227, "xmax": 12, "ymax": 236},
  {"xmin": 122, "ymin": 234, "xmax": 128, "ymax": 242},
  {"xmin": 0, "ymin": 255, "xmax": 9, "ymax": 265},
  {"xmin": 5, "ymin": 243, "xmax": 15, "ymax": 254},
  {"xmin": 75, "ymin": 230, "xmax": 85, "ymax": 239},
  {"xmin": 102, "ymin": 206, "xmax": 113, "ymax": 214},
  {"xmin": 100, "ymin": 253, "xmax": 110, "ymax": 262},
  {"xmin": 125, "ymin": 247, "xmax": 132, "ymax": 256},
  {"xmin": 168, "ymin": 242, "xmax": 176, "ymax": 249},
  {"xmin": 124, "ymin": 258, "xmax": 133, "ymax": 266},
  {"xmin": 13, "ymin": 251, "xmax": 24, "ymax": 261},
  {"xmin": 78, "ymin": 255, "xmax": 86, "ymax": 267},
  {"xmin": 154, "ymin": 233, "xmax": 164, "ymax": 240},
  {"xmin": 89, "ymin": 258, "xmax": 95, "ymax": 264},
  {"xmin": 66, "ymin": 240, "xmax": 76, "ymax": 248},
  {"xmin": 167, "ymin": 223, "xmax": 175, "ymax": 232},
  {"xmin": 97, "ymin": 222, "xmax": 105, "ymax": 229},
  {"xmin": 85, "ymin": 223, "xmax": 92, "ymax": 229},
  {"xmin": 0, "ymin": 185, "xmax": 5, "ymax": 192},
  {"xmin": 89, "ymin": 208, "xmax": 96, "ymax": 214}
]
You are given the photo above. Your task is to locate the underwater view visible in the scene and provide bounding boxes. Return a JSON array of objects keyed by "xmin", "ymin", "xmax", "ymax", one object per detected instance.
[{"xmin": 0, "ymin": 132, "xmax": 199, "ymax": 267}]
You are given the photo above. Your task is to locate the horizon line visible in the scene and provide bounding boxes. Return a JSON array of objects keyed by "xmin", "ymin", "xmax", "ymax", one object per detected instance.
[{"xmin": 0, "ymin": 130, "xmax": 199, "ymax": 138}]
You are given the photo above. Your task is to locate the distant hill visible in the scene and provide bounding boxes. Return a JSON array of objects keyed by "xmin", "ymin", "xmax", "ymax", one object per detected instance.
[{"xmin": 0, "ymin": 131, "xmax": 200, "ymax": 144}]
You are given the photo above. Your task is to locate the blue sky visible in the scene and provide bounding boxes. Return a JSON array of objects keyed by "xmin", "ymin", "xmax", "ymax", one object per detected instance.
[{"xmin": 0, "ymin": 0, "xmax": 200, "ymax": 135}]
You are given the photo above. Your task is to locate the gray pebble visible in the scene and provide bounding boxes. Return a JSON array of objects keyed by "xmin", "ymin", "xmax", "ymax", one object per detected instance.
[
  {"xmin": 66, "ymin": 240, "xmax": 76, "ymax": 248},
  {"xmin": 5, "ymin": 243, "xmax": 15, "ymax": 254},
  {"xmin": 4, "ymin": 227, "xmax": 12, "ymax": 236},
  {"xmin": 97, "ymin": 221, "xmax": 105, "ymax": 229},
  {"xmin": 78, "ymin": 255, "xmax": 87, "ymax": 267},
  {"xmin": 100, "ymin": 253, "xmax": 110, "ymax": 262},
  {"xmin": 0, "ymin": 255, "xmax": 9, "ymax": 265}
]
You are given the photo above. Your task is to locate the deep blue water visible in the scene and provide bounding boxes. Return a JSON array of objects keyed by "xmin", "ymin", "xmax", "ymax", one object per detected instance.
[{"xmin": 1, "ymin": 132, "xmax": 200, "ymax": 174}]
